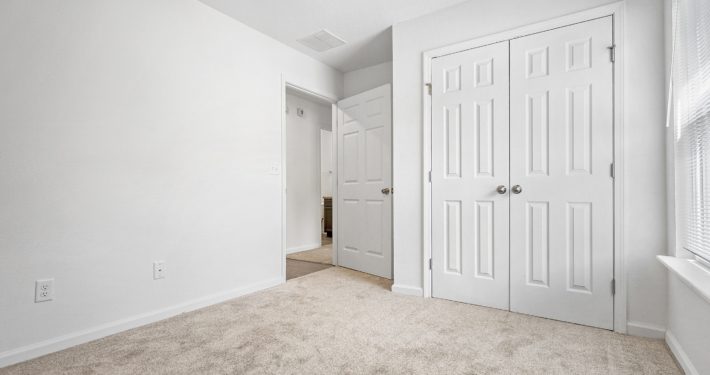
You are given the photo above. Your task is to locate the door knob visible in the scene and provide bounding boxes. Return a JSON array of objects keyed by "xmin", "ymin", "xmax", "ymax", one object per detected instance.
[
  {"xmin": 381, "ymin": 187, "xmax": 391, "ymax": 195},
  {"xmin": 512, "ymin": 185, "xmax": 523, "ymax": 194},
  {"xmin": 496, "ymin": 185, "xmax": 507, "ymax": 194}
]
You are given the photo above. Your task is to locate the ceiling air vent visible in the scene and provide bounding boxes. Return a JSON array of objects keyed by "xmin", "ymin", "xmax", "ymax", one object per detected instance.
[{"xmin": 297, "ymin": 29, "xmax": 346, "ymax": 52}]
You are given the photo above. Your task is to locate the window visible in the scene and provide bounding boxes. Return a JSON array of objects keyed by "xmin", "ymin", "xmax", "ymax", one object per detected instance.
[{"xmin": 673, "ymin": 0, "xmax": 710, "ymax": 262}]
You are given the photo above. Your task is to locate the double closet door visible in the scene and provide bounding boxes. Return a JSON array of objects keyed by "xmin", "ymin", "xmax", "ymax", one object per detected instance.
[{"xmin": 431, "ymin": 17, "xmax": 614, "ymax": 329}]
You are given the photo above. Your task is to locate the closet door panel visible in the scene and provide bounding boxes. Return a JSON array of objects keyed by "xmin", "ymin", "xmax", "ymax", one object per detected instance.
[
  {"xmin": 509, "ymin": 16, "xmax": 615, "ymax": 330},
  {"xmin": 431, "ymin": 41, "xmax": 510, "ymax": 310}
]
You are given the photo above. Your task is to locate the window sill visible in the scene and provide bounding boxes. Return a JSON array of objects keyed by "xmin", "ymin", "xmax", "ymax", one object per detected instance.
[{"xmin": 658, "ymin": 255, "xmax": 710, "ymax": 305}]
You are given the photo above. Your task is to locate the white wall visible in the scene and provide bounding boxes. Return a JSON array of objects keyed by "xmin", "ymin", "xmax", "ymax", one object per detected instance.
[
  {"xmin": 343, "ymin": 61, "xmax": 393, "ymax": 97},
  {"xmin": 666, "ymin": 275, "xmax": 710, "ymax": 374},
  {"xmin": 0, "ymin": 0, "xmax": 342, "ymax": 365},
  {"xmin": 391, "ymin": 0, "xmax": 669, "ymax": 334},
  {"xmin": 285, "ymin": 93, "xmax": 331, "ymax": 253}
]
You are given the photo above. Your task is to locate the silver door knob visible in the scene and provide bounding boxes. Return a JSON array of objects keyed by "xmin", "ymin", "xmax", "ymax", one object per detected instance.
[
  {"xmin": 381, "ymin": 187, "xmax": 391, "ymax": 195},
  {"xmin": 512, "ymin": 185, "xmax": 523, "ymax": 194},
  {"xmin": 496, "ymin": 185, "xmax": 507, "ymax": 194}
]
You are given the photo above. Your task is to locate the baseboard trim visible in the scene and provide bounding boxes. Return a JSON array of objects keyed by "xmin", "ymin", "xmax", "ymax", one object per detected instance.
[
  {"xmin": 626, "ymin": 320, "xmax": 666, "ymax": 339},
  {"xmin": 0, "ymin": 277, "xmax": 283, "ymax": 369},
  {"xmin": 285, "ymin": 242, "xmax": 321, "ymax": 255},
  {"xmin": 666, "ymin": 330, "xmax": 699, "ymax": 375},
  {"xmin": 391, "ymin": 284, "xmax": 424, "ymax": 297}
]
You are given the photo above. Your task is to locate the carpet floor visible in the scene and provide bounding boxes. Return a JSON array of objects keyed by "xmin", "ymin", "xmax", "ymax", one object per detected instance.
[{"xmin": 1, "ymin": 267, "xmax": 680, "ymax": 375}]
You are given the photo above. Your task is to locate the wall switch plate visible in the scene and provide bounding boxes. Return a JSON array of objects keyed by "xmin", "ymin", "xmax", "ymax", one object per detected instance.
[
  {"xmin": 153, "ymin": 261, "xmax": 166, "ymax": 280},
  {"xmin": 269, "ymin": 163, "xmax": 281, "ymax": 175},
  {"xmin": 35, "ymin": 279, "xmax": 54, "ymax": 303}
]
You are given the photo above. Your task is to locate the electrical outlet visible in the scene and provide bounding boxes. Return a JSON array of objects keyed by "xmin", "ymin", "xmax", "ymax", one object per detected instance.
[
  {"xmin": 35, "ymin": 279, "xmax": 54, "ymax": 303},
  {"xmin": 153, "ymin": 261, "xmax": 166, "ymax": 280}
]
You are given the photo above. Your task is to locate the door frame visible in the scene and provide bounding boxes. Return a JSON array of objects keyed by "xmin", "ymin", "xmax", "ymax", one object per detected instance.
[
  {"xmin": 280, "ymin": 77, "xmax": 339, "ymax": 283},
  {"xmin": 421, "ymin": 2, "xmax": 627, "ymax": 333}
]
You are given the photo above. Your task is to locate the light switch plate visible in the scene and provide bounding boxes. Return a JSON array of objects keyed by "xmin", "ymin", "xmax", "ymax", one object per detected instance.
[{"xmin": 153, "ymin": 261, "xmax": 166, "ymax": 280}]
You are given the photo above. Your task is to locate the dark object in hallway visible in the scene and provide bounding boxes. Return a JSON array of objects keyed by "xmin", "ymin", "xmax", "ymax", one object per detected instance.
[{"xmin": 323, "ymin": 197, "xmax": 332, "ymax": 237}]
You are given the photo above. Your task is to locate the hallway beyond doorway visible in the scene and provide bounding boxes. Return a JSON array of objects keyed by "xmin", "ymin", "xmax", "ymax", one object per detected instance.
[{"xmin": 286, "ymin": 235, "xmax": 333, "ymax": 280}]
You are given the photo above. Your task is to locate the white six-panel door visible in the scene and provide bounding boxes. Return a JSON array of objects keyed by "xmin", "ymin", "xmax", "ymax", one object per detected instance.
[
  {"xmin": 337, "ymin": 84, "xmax": 392, "ymax": 279},
  {"xmin": 509, "ymin": 17, "xmax": 614, "ymax": 329},
  {"xmin": 431, "ymin": 17, "xmax": 614, "ymax": 329},
  {"xmin": 431, "ymin": 41, "xmax": 510, "ymax": 309}
]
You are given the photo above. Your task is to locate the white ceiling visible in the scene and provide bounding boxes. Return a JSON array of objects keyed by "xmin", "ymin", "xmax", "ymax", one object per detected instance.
[{"xmin": 199, "ymin": 0, "xmax": 470, "ymax": 72}]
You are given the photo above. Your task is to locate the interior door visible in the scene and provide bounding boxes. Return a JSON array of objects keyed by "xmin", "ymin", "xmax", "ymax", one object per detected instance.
[
  {"xmin": 337, "ymin": 84, "xmax": 392, "ymax": 279},
  {"xmin": 509, "ymin": 17, "xmax": 614, "ymax": 329},
  {"xmin": 431, "ymin": 41, "xmax": 510, "ymax": 309}
]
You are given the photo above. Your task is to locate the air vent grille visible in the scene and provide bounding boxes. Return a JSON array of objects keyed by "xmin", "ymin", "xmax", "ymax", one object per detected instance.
[{"xmin": 297, "ymin": 29, "xmax": 346, "ymax": 52}]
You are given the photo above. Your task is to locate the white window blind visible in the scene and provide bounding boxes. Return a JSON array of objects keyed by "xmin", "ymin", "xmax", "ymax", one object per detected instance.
[{"xmin": 673, "ymin": 0, "xmax": 710, "ymax": 262}]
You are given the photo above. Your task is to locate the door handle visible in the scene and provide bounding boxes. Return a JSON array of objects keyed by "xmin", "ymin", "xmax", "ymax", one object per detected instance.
[
  {"xmin": 381, "ymin": 187, "xmax": 391, "ymax": 195},
  {"xmin": 512, "ymin": 185, "xmax": 523, "ymax": 194},
  {"xmin": 496, "ymin": 185, "xmax": 507, "ymax": 194}
]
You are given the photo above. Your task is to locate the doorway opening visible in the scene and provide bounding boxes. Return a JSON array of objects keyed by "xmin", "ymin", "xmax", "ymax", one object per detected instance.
[
  {"xmin": 281, "ymin": 81, "xmax": 393, "ymax": 282},
  {"xmin": 284, "ymin": 85, "xmax": 335, "ymax": 280}
]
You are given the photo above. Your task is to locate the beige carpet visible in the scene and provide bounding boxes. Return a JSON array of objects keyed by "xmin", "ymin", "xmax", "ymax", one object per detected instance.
[{"xmin": 1, "ymin": 267, "xmax": 680, "ymax": 375}]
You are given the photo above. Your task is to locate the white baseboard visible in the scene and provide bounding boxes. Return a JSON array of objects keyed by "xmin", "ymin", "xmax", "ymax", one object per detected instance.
[
  {"xmin": 391, "ymin": 284, "xmax": 424, "ymax": 297},
  {"xmin": 666, "ymin": 330, "xmax": 699, "ymax": 375},
  {"xmin": 0, "ymin": 277, "xmax": 283, "ymax": 369},
  {"xmin": 626, "ymin": 320, "xmax": 666, "ymax": 339},
  {"xmin": 285, "ymin": 242, "xmax": 321, "ymax": 255}
]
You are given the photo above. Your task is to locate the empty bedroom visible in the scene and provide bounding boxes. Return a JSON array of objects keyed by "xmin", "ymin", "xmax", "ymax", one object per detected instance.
[{"xmin": 0, "ymin": 0, "xmax": 708, "ymax": 374}]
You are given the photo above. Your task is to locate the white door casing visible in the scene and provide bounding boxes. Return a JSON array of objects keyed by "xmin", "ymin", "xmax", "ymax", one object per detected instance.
[
  {"xmin": 337, "ymin": 84, "xmax": 392, "ymax": 279},
  {"xmin": 431, "ymin": 41, "xmax": 510, "ymax": 309},
  {"xmin": 509, "ymin": 17, "xmax": 614, "ymax": 329}
]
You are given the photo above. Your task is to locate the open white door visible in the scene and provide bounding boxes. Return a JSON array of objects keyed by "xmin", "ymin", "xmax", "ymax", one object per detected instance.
[{"xmin": 336, "ymin": 84, "xmax": 392, "ymax": 279}]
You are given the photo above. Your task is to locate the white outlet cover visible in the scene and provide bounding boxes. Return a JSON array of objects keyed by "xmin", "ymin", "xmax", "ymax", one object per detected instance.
[
  {"xmin": 35, "ymin": 279, "xmax": 54, "ymax": 303},
  {"xmin": 269, "ymin": 163, "xmax": 281, "ymax": 175}
]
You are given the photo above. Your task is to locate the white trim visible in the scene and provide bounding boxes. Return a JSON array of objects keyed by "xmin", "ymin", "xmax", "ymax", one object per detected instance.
[
  {"xmin": 285, "ymin": 242, "xmax": 322, "ymax": 255},
  {"xmin": 666, "ymin": 330, "xmax": 700, "ymax": 375},
  {"xmin": 391, "ymin": 284, "xmax": 424, "ymax": 297},
  {"xmin": 0, "ymin": 277, "xmax": 282, "ymax": 369},
  {"xmin": 280, "ymin": 76, "xmax": 340, "ymax": 282},
  {"xmin": 331, "ymin": 103, "xmax": 339, "ymax": 267},
  {"xmin": 626, "ymin": 321, "xmax": 666, "ymax": 339},
  {"xmin": 421, "ymin": 2, "xmax": 627, "ymax": 333},
  {"xmin": 658, "ymin": 255, "xmax": 710, "ymax": 304}
]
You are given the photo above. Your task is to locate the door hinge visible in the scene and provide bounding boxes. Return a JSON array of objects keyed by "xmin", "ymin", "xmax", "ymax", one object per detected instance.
[
  {"xmin": 611, "ymin": 279, "xmax": 616, "ymax": 295},
  {"xmin": 610, "ymin": 163, "xmax": 615, "ymax": 178},
  {"xmin": 425, "ymin": 82, "xmax": 432, "ymax": 95},
  {"xmin": 428, "ymin": 258, "xmax": 432, "ymax": 270},
  {"xmin": 607, "ymin": 45, "xmax": 616, "ymax": 63},
  {"xmin": 428, "ymin": 170, "xmax": 432, "ymax": 183}
]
